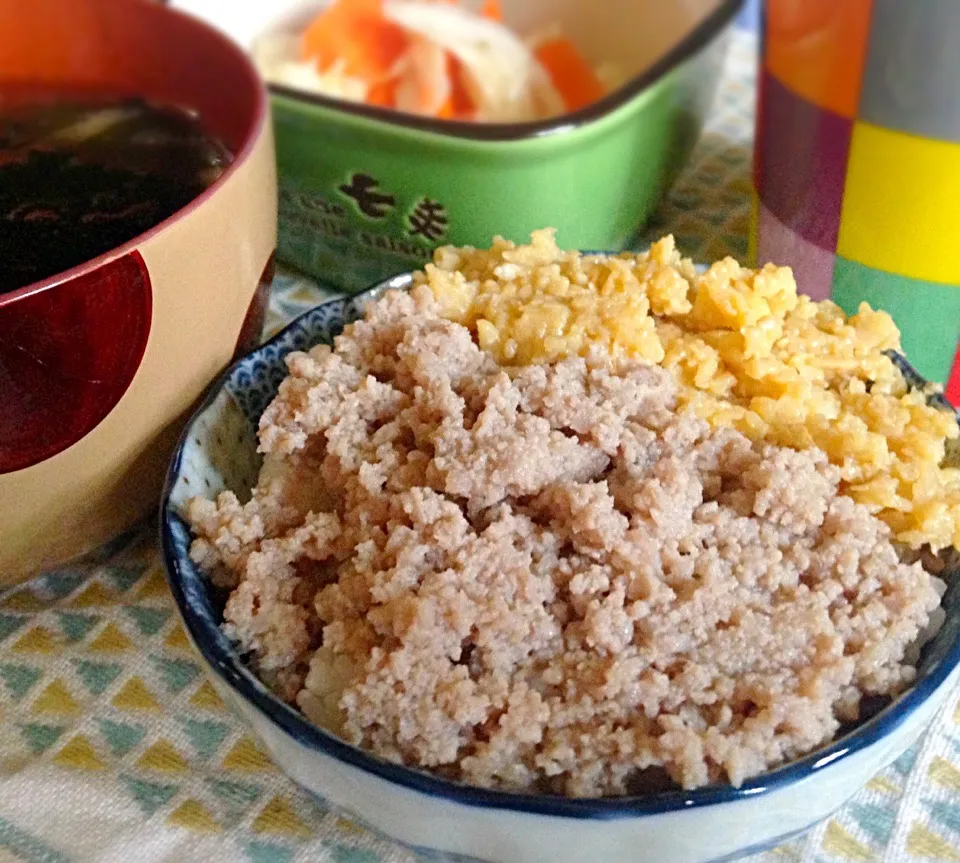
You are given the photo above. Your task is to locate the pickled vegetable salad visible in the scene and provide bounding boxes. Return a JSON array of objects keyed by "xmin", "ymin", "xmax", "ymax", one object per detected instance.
[{"xmin": 256, "ymin": 0, "xmax": 614, "ymax": 122}]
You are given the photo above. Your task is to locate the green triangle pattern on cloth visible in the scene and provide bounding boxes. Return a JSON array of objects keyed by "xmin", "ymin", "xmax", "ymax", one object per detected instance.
[
  {"xmin": 893, "ymin": 745, "xmax": 919, "ymax": 777},
  {"xmin": 40, "ymin": 572, "xmax": 85, "ymax": 600},
  {"xmin": 924, "ymin": 798, "xmax": 960, "ymax": 839},
  {"xmin": 104, "ymin": 566, "xmax": 147, "ymax": 593},
  {"xmin": 207, "ymin": 778, "xmax": 262, "ymax": 811},
  {"xmin": 56, "ymin": 613, "xmax": 99, "ymax": 643},
  {"xmin": 123, "ymin": 607, "xmax": 171, "ymax": 637},
  {"xmin": 246, "ymin": 842, "xmax": 294, "ymax": 863},
  {"xmin": 331, "ymin": 848, "xmax": 378, "ymax": 863},
  {"xmin": 180, "ymin": 718, "xmax": 231, "ymax": 759},
  {"xmin": 0, "ymin": 615, "xmax": 27, "ymax": 643},
  {"xmin": 73, "ymin": 660, "xmax": 123, "ymax": 695},
  {"xmin": 846, "ymin": 801, "xmax": 896, "ymax": 847},
  {"xmin": 19, "ymin": 723, "xmax": 66, "ymax": 755},
  {"xmin": 121, "ymin": 775, "xmax": 178, "ymax": 816},
  {"xmin": 151, "ymin": 655, "xmax": 201, "ymax": 693},
  {"xmin": 98, "ymin": 719, "xmax": 146, "ymax": 757},
  {"xmin": 0, "ymin": 664, "xmax": 41, "ymax": 700}
]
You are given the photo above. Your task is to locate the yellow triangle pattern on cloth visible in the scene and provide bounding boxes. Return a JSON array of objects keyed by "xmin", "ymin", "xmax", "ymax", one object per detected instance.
[
  {"xmin": 31, "ymin": 679, "xmax": 80, "ymax": 715},
  {"xmin": 189, "ymin": 681, "xmax": 226, "ymax": 712},
  {"xmin": 906, "ymin": 824, "xmax": 960, "ymax": 861},
  {"xmin": 136, "ymin": 569, "xmax": 171, "ymax": 600},
  {"xmin": 136, "ymin": 740, "xmax": 189, "ymax": 773},
  {"xmin": 929, "ymin": 756, "xmax": 960, "ymax": 792},
  {"xmin": 164, "ymin": 623, "xmax": 192, "ymax": 652},
  {"xmin": 701, "ymin": 236, "xmax": 741, "ymax": 268},
  {"xmin": 0, "ymin": 756, "xmax": 30, "ymax": 774},
  {"xmin": 222, "ymin": 737, "xmax": 275, "ymax": 772},
  {"xmin": 727, "ymin": 210, "xmax": 750, "ymax": 238},
  {"xmin": 111, "ymin": 677, "xmax": 161, "ymax": 712},
  {"xmin": 667, "ymin": 216, "xmax": 703, "ymax": 244},
  {"xmin": 953, "ymin": 697, "xmax": 960, "ymax": 724},
  {"xmin": 251, "ymin": 797, "xmax": 311, "ymax": 838},
  {"xmin": 335, "ymin": 817, "xmax": 366, "ymax": 837},
  {"xmin": 53, "ymin": 735, "xmax": 105, "ymax": 771},
  {"xmin": 290, "ymin": 287, "xmax": 320, "ymax": 304},
  {"xmin": 69, "ymin": 582, "xmax": 116, "ymax": 609},
  {"xmin": 864, "ymin": 775, "xmax": 900, "ymax": 795},
  {"xmin": 87, "ymin": 623, "xmax": 133, "ymax": 654},
  {"xmin": 1, "ymin": 591, "xmax": 46, "ymax": 613},
  {"xmin": 12, "ymin": 626, "xmax": 60, "ymax": 655},
  {"xmin": 167, "ymin": 799, "xmax": 221, "ymax": 833},
  {"xmin": 821, "ymin": 820, "xmax": 874, "ymax": 861}
]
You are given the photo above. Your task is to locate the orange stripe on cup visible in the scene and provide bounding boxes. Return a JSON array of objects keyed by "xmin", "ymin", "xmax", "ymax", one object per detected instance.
[{"xmin": 765, "ymin": 0, "xmax": 873, "ymax": 118}]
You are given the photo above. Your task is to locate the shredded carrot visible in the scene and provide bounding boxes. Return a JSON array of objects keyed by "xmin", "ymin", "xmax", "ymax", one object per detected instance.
[
  {"xmin": 367, "ymin": 78, "xmax": 399, "ymax": 107},
  {"xmin": 411, "ymin": 38, "xmax": 451, "ymax": 115},
  {"xmin": 301, "ymin": 0, "xmax": 408, "ymax": 85},
  {"xmin": 291, "ymin": 0, "xmax": 606, "ymax": 120},
  {"xmin": 447, "ymin": 54, "xmax": 474, "ymax": 117},
  {"xmin": 535, "ymin": 36, "xmax": 605, "ymax": 111},
  {"xmin": 480, "ymin": 0, "xmax": 503, "ymax": 21}
]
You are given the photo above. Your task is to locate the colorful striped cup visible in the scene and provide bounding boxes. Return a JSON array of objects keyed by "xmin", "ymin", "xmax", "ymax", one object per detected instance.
[{"xmin": 752, "ymin": 0, "xmax": 960, "ymax": 405}]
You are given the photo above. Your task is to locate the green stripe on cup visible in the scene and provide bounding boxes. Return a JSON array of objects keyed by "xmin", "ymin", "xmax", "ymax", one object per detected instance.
[{"xmin": 832, "ymin": 256, "xmax": 960, "ymax": 385}]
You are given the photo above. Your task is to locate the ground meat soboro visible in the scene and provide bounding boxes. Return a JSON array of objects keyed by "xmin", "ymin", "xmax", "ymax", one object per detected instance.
[{"xmin": 187, "ymin": 285, "xmax": 944, "ymax": 796}]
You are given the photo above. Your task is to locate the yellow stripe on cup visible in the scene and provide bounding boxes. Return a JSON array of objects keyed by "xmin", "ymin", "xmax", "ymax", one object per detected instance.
[{"xmin": 838, "ymin": 121, "xmax": 960, "ymax": 284}]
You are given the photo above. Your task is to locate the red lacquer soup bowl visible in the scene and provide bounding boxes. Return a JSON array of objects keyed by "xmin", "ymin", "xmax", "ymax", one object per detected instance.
[{"xmin": 0, "ymin": 0, "xmax": 277, "ymax": 584}]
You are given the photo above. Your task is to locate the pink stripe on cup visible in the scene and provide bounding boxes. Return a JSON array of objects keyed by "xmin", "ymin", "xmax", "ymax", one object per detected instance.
[
  {"xmin": 946, "ymin": 339, "xmax": 960, "ymax": 407},
  {"xmin": 756, "ymin": 202, "xmax": 836, "ymax": 301}
]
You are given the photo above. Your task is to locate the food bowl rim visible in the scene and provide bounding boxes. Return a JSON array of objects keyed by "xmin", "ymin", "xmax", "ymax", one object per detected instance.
[
  {"xmin": 264, "ymin": 0, "xmax": 745, "ymax": 142},
  {"xmin": 160, "ymin": 269, "xmax": 960, "ymax": 821}
]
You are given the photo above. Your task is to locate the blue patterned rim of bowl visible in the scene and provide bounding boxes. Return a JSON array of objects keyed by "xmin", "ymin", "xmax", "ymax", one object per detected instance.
[{"xmin": 159, "ymin": 270, "xmax": 960, "ymax": 820}]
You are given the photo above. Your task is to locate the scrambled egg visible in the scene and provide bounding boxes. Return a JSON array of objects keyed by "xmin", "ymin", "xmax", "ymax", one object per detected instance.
[{"xmin": 417, "ymin": 229, "xmax": 960, "ymax": 551}]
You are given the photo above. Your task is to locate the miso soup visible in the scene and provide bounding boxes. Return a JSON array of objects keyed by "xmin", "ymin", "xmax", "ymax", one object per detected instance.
[{"xmin": 0, "ymin": 90, "xmax": 231, "ymax": 294}]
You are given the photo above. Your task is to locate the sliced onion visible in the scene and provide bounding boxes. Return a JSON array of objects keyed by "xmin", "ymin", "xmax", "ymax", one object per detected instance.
[
  {"xmin": 382, "ymin": 1, "xmax": 561, "ymax": 122},
  {"xmin": 394, "ymin": 36, "xmax": 452, "ymax": 116}
]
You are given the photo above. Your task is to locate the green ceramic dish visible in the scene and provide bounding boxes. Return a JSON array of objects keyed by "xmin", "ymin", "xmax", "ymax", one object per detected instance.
[{"xmin": 178, "ymin": 0, "xmax": 744, "ymax": 293}]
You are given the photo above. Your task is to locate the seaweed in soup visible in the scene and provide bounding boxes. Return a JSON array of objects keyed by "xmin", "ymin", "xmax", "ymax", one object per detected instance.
[{"xmin": 0, "ymin": 94, "xmax": 230, "ymax": 294}]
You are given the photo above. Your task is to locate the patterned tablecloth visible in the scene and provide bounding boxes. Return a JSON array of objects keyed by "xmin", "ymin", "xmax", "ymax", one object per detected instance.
[{"xmin": 2, "ymin": 28, "xmax": 960, "ymax": 863}]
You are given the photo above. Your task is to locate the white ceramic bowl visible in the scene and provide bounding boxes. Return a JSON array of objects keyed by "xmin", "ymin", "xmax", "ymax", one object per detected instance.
[{"xmin": 160, "ymin": 275, "xmax": 960, "ymax": 863}]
